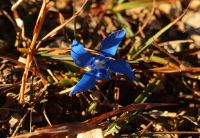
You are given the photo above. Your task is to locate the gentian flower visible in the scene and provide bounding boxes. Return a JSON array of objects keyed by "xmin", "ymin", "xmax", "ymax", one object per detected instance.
[{"xmin": 69, "ymin": 29, "xmax": 137, "ymax": 96}]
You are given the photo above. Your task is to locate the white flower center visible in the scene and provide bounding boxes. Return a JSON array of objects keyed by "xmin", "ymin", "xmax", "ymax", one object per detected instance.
[{"xmin": 95, "ymin": 60, "xmax": 105, "ymax": 69}]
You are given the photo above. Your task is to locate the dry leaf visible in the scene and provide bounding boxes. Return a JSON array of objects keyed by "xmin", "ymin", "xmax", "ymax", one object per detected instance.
[{"xmin": 77, "ymin": 128, "xmax": 104, "ymax": 138}]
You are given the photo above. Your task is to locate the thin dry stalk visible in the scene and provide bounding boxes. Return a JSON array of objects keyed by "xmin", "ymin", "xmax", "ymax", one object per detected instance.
[
  {"xmin": 1, "ymin": 10, "xmax": 18, "ymax": 31},
  {"xmin": 138, "ymin": 114, "xmax": 173, "ymax": 138},
  {"xmin": 47, "ymin": 69, "xmax": 58, "ymax": 83},
  {"xmin": 0, "ymin": 56, "xmax": 47, "ymax": 86},
  {"xmin": 135, "ymin": 0, "xmax": 155, "ymax": 35},
  {"xmin": 19, "ymin": 0, "xmax": 50, "ymax": 104},
  {"xmin": 97, "ymin": 0, "xmax": 112, "ymax": 27},
  {"xmin": 95, "ymin": 85, "xmax": 111, "ymax": 103},
  {"xmin": 43, "ymin": 103, "xmax": 52, "ymax": 126},
  {"xmin": 12, "ymin": 10, "xmax": 22, "ymax": 47},
  {"xmin": 11, "ymin": 0, "xmax": 24, "ymax": 11},
  {"xmin": 138, "ymin": 122, "xmax": 153, "ymax": 138},
  {"xmin": 114, "ymin": 76, "xmax": 120, "ymax": 109},
  {"xmin": 158, "ymin": 39, "xmax": 193, "ymax": 47},
  {"xmin": 58, "ymin": 86, "xmax": 75, "ymax": 95},
  {"xmin": 0, "ymin": 80, "xmax": 41, "ymax": 120},
  {"xmin": 135, "ymin": 67, "xmax": 200, "ymax": 73},
  {"xmin": 153, "ymin": 38, "xmax": 186, "ymax": 68},
  {"xmin": 35, "ymin": 0, "xmax": 89, "ymax": 50},
  {"xmin": 11, "ymin": 110, "xmax": 29, "ymax": 137},
  {"xmin": 137, "ymin": 131, "xmax": 200, "ymax": 135},
  {"xmin": 12, "ymin": 83, "xmax": 49, "ymax": 136},
  {"xmin": 0, "ymin": 108, "xmax": 20, "ymax": 112}
]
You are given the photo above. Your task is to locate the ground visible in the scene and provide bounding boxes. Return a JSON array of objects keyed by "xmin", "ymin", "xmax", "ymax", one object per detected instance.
[{"xmin": 0, "ymin": 0, "xmax": 200, "ymax": 138}]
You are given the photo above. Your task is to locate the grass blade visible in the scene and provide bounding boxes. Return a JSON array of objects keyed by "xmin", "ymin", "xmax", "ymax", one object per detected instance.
[
  {"xmin": 115, "ymin": 12, "xmax": 135, "ymax": 43},
  {"xmin": 133, "ymin": 73, "xmax": 164, "ymax": 104},
  {"xmin": 103, "ymin": 74, "xmax": 164, "ymax": 136},
  {"xmin": 132, "ymin": 4, "xmax": 190, "ymax": 59},
  {"xmin": 113, "ymin": 0, "xmax": 164, "ymax": 12},
  {"xmin": 104, "ymin": 106, "xmax": 146, "ymax": 136},
  {"xmin": 85, "ymin": 102, "xmax": 99, "ymax": 117},
  {"xmin": 135, "ymin": 56, "xmax": 179, "ymax": 68}
]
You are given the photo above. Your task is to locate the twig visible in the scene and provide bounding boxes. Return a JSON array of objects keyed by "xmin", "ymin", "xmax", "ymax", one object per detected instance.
[
  {"xmin": 11, "ymin": 0, "xmax": 24, "ymax": 11},
  {"xmin": 114, "ymin": 76, "xmax": 120, "ymax": 110},
  {"xmin": 138, "ymin": 114, "xmax": 173, "ymax": 138},
  {"xmin": 47, "ymin": 69, "xmax": 58, "ymax": 83},
  {"xmin": 140, "ymin": 131, "xmax": 200, "ymax": 134},
  {"xmin": 73, "ymin": 1, "xmax": 77, "ymax": 40},
  {"xmin": 182, "ymin": 76, "xmax": 200, "ymax": 97},
  {"xmin": 57, "ymin": 86, "xmax": 74, "ymax": 95},
  {"xmin": 11, "ymin": 84, "xmax": 49, "ymax": 136},
  {"xmin": 95, "ymin": 85, "xmax": 111, "ymax": 103},
  {"xmin": 157, "ymin": 39, "xmax": 193, "ymax": 47},
  {"xmin": 1, "ymin": 10, "xmax": 18, "ymax": 32},
  {"xmin": 134, "ymin": 67, "xmax": 200, "ymax": 73},
  {"xmin": 117, "ymin": 131, "xmax": 200, "ymax": 137},
  {"xmin": 30, "ymin": 108, "xmax": 32, "ymax": 133},
  {"xmin": 138, "ymin": 122, "xmax": 153, "ymax": 138},
  {"xmin": 43, "ymin": 103, "xmax": 52, "ymax": 126},
  {"xmin": 0, "ymin": 87, "xmax": 19, "ymax": 95},
  {"xmin": 153, "ymin": 38, "xmax": 186, "ymax": 68},
  {"xmin": 35, "ymin": 0, "xmax": 89, "ymax": 50},
  {"xmin": 0, "ymin": 108, "xmax": 20, "ymax": 112},
  {"xmin": 97, "ymin": 0, "xmax": 112, "ymax": 27},
  {"xmin": 12, "ymin": 110, "xmax": 29, "ymax": 137},
  {"xmin": 135, "ymin": 0, "xmax": 155, "ymax": 35}
]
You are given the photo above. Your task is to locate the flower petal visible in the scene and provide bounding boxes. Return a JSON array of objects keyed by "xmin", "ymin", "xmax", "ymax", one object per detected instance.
[
  {"xmin": 108, "ymin": 59, "xmax": 138, "ymax": 80},
  {"xmin": 96, "ymin": 69, "xmax": 111, "ymax": 80},
  {"xmin": 99, "ymin": 29, "xmax": 126, "ymax": 57},
  {"xmin": 71, "ymin": 40, "xmax": 93, "ymax": 68},
  {"xmin": 69, "ymin": 70, "xmax": 98, "ymax": 95}
]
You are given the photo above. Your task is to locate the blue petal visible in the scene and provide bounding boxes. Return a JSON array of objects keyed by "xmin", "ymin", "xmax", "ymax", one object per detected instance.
[
  {"xmin": 96, "ymin": 69, "xmax": 111, "ymax": 80},
  {"xmin": 71, "ymin": 40, "xmax": 93, "ymax": 68},
  {"xmin": 99, "ymin": 30, "xmax": 126, "ymax": 57},
  {"xmin": 69, "ymin": 70, "xmax": 98, "ymax": 95},
  {"xmin": 108, "ymin": 59, "xmax": 138, "ymax": 80}
]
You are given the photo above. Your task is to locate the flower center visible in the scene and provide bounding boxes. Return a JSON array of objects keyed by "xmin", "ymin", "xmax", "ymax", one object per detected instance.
[{"xmin": 94, "ymin": 60, "xmax": 105, "ymax": 69}]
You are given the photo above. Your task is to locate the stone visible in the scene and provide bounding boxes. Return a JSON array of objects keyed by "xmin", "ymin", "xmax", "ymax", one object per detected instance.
[
  {"xmin": 9, "ymin": 113, "xmax": 22, "ymax": 128},
  {"xmin": 182, "ymin": 13, "xmax": 200, "ymax": 45}
]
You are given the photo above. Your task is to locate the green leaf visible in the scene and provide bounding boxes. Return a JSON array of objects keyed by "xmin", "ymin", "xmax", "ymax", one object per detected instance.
[
  {"xmin": 40, "ymin": 99, "xmax": 48, "ymax": 103},
  {"xmin": 47, "ymin": 76, "xmax": 58, "ymax": 85},
  {"xmin": 104, "ymin": 105, "xmax": 146, "ymax": 136},
  {"xmin": 113, "ymin": 0, "xmax": 164, "ymax": 12},
  {"xmin": 182, "ymin": 109, "xmax": 197, "ymax": 122},
  {"xmin": 179, "ymin": 109, "xmax": 197, "ymax": 125},
  {"xmin": 68, "ymin": 72, "xmax": 77, "ymax": 77},
  {"xmin": 71, "ymin": 77, "xmax": 80, "ymax": 83},
  {"xmin": 135, "ymin": 56, "xmax": 179, "ymax": 68},
  {"xmin": 85, "ymin": 102, "xmax": 99, "ymax": 117},
  {"xmin": 63, "ymin": 61, "xmax": 80, "ymax": 73},
  {"xmin": 37, "ymin": 53, "xmax": 73, "ymax": 60},
  {"xmin": 134, "ymin": 74, "xmax": 164, "ymax": 104},
  {"xmin": 18, "ymin": 48, "xmax": 29, "ymax": 54},
  {"xmin": 156, "ymin": 117, "xmax": 173, "ymax": 129},
  {"xmin": 35, "ymin": 51, "xmax": 49, "ymax": 55},
  {"xmin": 47, "ymin": 76, "xmax": 54, "ymax": 84},
  {"xmin": 115, "ymin": 12, "xmax": 135, "ymax": 43},
  {"xmin": 104, "ymin": 74, "xmax": 164, "ymax": 136},
  {"xmin": 20, "ymin": 130, "xmax": 29, "ymax": 134},
  {"xmin": 59, "ymin": 79, "xmax": 74, "ymax": 86}
]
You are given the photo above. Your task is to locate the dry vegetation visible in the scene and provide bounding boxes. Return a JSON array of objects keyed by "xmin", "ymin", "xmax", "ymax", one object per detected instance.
[{"xmin": 0, "ymin": 0, "xmax": 200, "ymax": 138}]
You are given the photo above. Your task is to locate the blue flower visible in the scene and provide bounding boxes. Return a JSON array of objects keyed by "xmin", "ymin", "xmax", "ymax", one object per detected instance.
[{"xmin": 69, "ymin": 29, "xmax": 137, "ymax": 96}]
